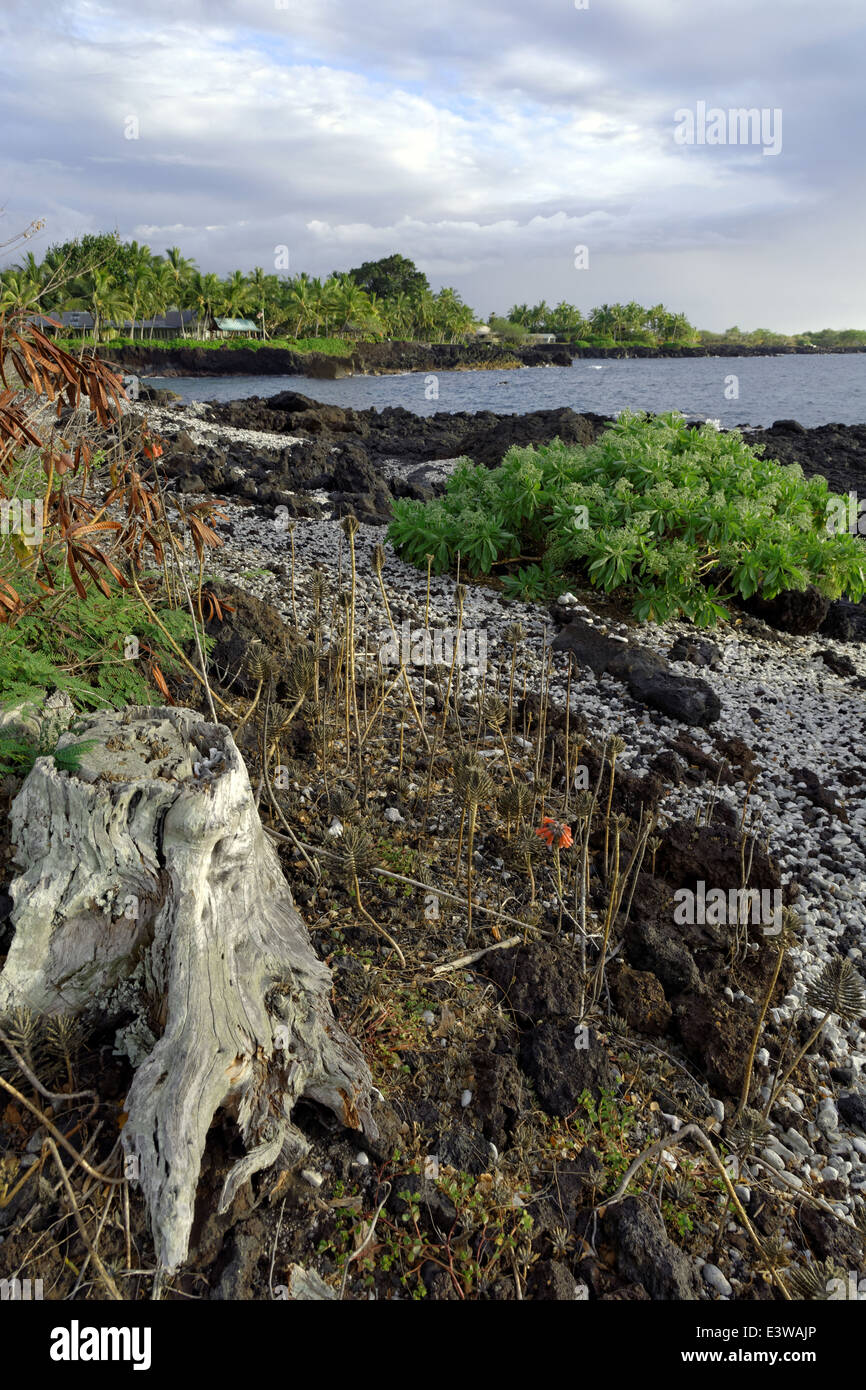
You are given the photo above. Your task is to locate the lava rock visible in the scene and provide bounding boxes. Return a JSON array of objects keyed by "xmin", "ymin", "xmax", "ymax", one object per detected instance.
[
  {"xmin": 789, "ymin": 766, "xmax": 847, "ymax": 822},
  {"xmin": 673, "ymin": 987, "xmax": 756, "ymax": 1097},
  {"xmin": 745, "ymin": 584, "xmax": 831, "ymax": 635},
  {"xmin": 552, "ymin": 619, "xmax": 720, "ymax": 727},
  {"xmin": 817, "ymin": 649, "xmax": 857, "ymax": 677},
  {"xmin": 820, "ymin": 599, "xmax": 866, "ymax": 642},
  {"xmin": 798, "ymin": 1202, "xmax": 866, "ymax": 1268},
  {"xmin": 204, "ymin": 584, "xmax": 293, "ymax": 697},
  {"xmin": 601, "ymin": 1197, "xmax": 702, "ymax": 1299},
  {"xmin": 608, "ymin": 962, "xmax": 673, "ymax": 1036},
  {"xmin": 518, "ymin": 1023, "xmax": 612, "ymax": 1116},
  {"xmin": 525, "ymin": 1260, "xmax": 582, "ymax": 1300},
  {"xmin": 837, "ymin": 1092, "xmax": 866, "ymax": 1131},
  {"xmin": 669, "ymin": 636, "xmax": 723, "ymax": 668},
  {"xmin": 469, "ymin": 1049, "xmax": 526, "ymax": 1149},
  {"xmin": 624, "ymin": 916, "xmax": 701, "ymax": 996},
  {"xmin": 481, "ymin": 942, "xmax": 583, "ymax": 1022}
]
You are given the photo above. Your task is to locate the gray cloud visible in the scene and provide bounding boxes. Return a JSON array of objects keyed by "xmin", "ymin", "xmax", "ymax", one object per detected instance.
[{"xmin": 0, "ymin": 0, "xmax": 863, "ymax": 328}]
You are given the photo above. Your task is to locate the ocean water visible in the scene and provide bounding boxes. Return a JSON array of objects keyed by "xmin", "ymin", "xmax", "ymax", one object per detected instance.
[{"xmin": 150, "ymin": 353, "xmax": 866, "ymax": 429}]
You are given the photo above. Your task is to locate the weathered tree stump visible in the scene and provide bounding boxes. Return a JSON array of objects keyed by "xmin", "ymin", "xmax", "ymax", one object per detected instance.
[{"xmin": 0, "ymin": 704, "xmax": 376, "ymax": 1271}]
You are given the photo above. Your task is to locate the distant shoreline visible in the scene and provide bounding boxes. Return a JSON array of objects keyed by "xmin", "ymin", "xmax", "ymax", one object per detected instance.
[{"xmin": 101, "ymin": 339, "xmax": 866, "ymax": 380}]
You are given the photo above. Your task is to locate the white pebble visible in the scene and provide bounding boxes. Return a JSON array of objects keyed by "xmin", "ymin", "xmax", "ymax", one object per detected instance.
[
  {"xmin": 702, "ymin": 1263, "xmax": 732, "ymax": 1297},
  {"xmin": 817, "ymin": 1099, "xmax": 840, "ymax": 1135}
]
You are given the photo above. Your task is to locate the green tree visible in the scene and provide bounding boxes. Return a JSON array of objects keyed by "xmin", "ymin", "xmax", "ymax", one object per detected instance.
[
  {"xmin": 75, "ymin": 269, "xmax": 132, "ymax": 344},
  {"xmin": 222, "ymin": 269, "xmax": 252, "ymax": 319},
  {"xmin": 187, "ymin": 271, "xmax": 222, "ymax": 336},
  {"xmin": 345, "ymin": 253, "xmax": 429, "ymax": 301},
  {"xmin": 0, "ymin": 268, "xmax": 43, "ymax": 316},
  {"xmin": 165, "ymin": 246, "xmax": 197, "ymax": 335}
]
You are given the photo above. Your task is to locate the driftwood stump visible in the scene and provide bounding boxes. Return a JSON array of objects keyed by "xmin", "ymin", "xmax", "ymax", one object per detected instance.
[{"xmin": 0, "ymin": 704, "xmax": 376, "ymax": 1271}]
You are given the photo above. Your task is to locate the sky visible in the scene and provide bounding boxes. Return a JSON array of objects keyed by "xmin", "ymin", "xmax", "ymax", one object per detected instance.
[{"xmin": 0, "ymin": 0, "xmax": 863, "ymax": 330}]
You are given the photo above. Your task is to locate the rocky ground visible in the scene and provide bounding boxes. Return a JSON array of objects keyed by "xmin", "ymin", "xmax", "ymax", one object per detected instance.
[
  {"xmin": 1, "ymin": 392, "xmax": 865, "ymax": 1301},
  {"xmin": 143, "ymin": 391, "xmax": 866, "ymax": 514}
]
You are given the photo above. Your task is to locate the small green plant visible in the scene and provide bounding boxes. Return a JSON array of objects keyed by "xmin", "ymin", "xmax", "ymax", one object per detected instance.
[
  {"xmin": 0, "ymin": 732, "xmax": 98, "ymax": 779},
  {"xmin": 317, "ymin": 1155, "xmax": 534, "ymax": 1299},
  {"xmin": 567, "ymin": 1085, "xmax": 638, "ymax": 1187},
  {"xmin": 375, "ymin": 839, "xmax": 418, "ymax": 892},
  {"xmin": 0, "ymin": 585, "xmax": 205, "ymax": 711},
  {"xmin": 388, "ymin": 411, "xmax": 866, "ymax": 627}
]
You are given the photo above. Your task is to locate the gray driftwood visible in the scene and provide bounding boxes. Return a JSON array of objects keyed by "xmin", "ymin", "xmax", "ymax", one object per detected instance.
[{"xmin": 0, "ymin": 703, "xmax": 376, "ymax": 1271}]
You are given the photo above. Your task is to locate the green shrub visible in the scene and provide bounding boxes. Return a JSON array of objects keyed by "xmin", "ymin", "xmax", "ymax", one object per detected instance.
[
  {"xmin": 0, "ymin": 733, "xmax": 98, "ymax": 780},
  {"xmin": 0, "ymin": 584, "xmax": 205, "ymax": 711},
  {"xmin": 55, "ymin": 335, "xmax": 353, "ymax": 357},
  {"xmin": 387, "ymin": 410, "xmax": 866, "ymax": 627}
]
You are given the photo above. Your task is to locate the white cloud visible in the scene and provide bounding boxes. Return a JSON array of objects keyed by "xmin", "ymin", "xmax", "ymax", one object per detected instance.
[{"xmin": 0, "ymin": 0, "xmax": 862, "ymax": 328}]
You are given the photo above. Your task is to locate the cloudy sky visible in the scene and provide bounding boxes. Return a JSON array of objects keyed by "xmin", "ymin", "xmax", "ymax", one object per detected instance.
[{"xmin": 1, "ymin": 0, "xmax": 863, "ymax": 329}]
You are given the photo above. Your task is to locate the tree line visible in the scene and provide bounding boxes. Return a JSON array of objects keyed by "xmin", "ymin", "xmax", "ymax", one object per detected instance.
[
  {"xmin": 1, "ymin": 234, "xmax": 862, "ymax": 350},
  {"xmin": 500, "ymin": 301, "xmax": 866, "ymax": 349},
  {"xmin": 0, "ymin": 241, "xmax": 475, "ymax": 345}
]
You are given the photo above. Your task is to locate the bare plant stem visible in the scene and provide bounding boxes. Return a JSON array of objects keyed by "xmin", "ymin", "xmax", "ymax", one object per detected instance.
[{"xmin": 735, "ymin": 936, "xmax": 787, "ymax": 1123}]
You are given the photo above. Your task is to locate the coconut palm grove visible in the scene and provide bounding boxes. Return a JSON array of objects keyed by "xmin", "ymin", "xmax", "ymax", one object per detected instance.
[{"xmin": 2, "ymin": 232, "xmax": 862, "ymax": 350}]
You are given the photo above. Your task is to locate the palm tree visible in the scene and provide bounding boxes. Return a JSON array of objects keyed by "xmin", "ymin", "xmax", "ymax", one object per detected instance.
[
  {"xmin": 222, "ymin": 269, "xmax": 252, "ymax": 319},
  {"xmin": 667, "ymin": 312, "xmax": 694, "ymax": 343},
  {"xmin": 412, "ymin": 288, "xmax": 437, "ymax": 340},
  {"xmin": 147, "ymin": 260, "xmax": 177, "ymax": 337},
  {"xmin": 544, "ymin": 301, "xmax": 583, "ymax": 338},
  {"xmin": 646, "ymin": 303, "xmax": 668, "ymax": 344},
  {"xmin": 0, "ymin": 268, "xmax": 43, "ymax": 317},
  {"xmin": 286, "ymin": 278, "xmax": 314, "ymax": 337},
  {"xmin": 306, "ymin": 277, "xmax": 330, "ymax": 336},
  {"xmin": 526, "ymin": 300, "xmax": 550, "ymax": 333},
  {"xmin": 78, "ymin": 269, "xmax": 132, "ymax": 345},
  {"xmin": 249, "ymin": 266, "xmax": 274, "ymax": 339},
  {"xmin": 361, "ymin": 291, "xmax": 384, "ymax": 339},
  {"xmin": 126, "ymin": 263, "xmax": 156, "ymax": 340},
  {"xmin": 165, "ymin": 247, "xmax": 197, "ymax": 336},
  {"xmin": 384, "ymin": 290, "xmax": 413, "ymax": 339},
  {"xmin": 187, "ymin": 271, "xmax": 222, "ymax": 337},
  {"xmin": 620, "ymin": 301, "xmax": 646, "ymax": 339},
  {"xmin": 330, "ymin": 278, "xmax": 371, "ymax": 335},
  {"xmin": 434, "ymin": 287, "xmax": 474, "ymax": 342}
]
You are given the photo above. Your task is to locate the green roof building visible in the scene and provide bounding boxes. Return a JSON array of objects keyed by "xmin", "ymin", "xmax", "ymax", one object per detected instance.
[{"xmin": 213, "ymin": 317, "xmax": 260, "ymax": 336}]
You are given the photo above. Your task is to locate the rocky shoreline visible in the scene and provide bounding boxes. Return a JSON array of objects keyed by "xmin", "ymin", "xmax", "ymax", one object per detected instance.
[
  {"xmin": 145, "ymin": 389, "xmax": 866, "ymax": 524},
  {"xmin": 104, "ymin": 338, "xmax": 866, "ymax": 382},
  {"xmin": 107, "ymin": 340, "xmax": 573, "ymax": 380},
  {"xmin": 4, "ymin": 384, "xmax": 865, "ymax": 1302},
  {"xmin": 130, "ymin": 388, "xmax": 866, "ymax": 1300}
]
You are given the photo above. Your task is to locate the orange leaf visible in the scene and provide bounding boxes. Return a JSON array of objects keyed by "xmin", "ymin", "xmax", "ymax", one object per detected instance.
[{"xmin": 150, "ymin": 663, "xmax": 171, "ymax": 698}]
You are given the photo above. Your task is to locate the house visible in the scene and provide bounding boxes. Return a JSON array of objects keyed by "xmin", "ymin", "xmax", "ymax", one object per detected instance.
[
  {"xmin": 27, "ymin": 310, "xmax": 94, "ymax": 336},
  {"xmin": 212, "ymin": 317, "xmax": 260, "ymax": 337},
  {"xmin": 524, "ymin": 333, "xmax": 556, "ymax": 345},
  {"xmin": 112, "ymin": 309, "xmax": 201, "ymax": 339}
]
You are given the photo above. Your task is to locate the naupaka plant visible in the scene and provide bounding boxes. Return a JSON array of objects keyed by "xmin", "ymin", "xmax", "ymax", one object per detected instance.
[{"xmin": 387, "ymin": 410, "xmax": 866, "ymax": 626}]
